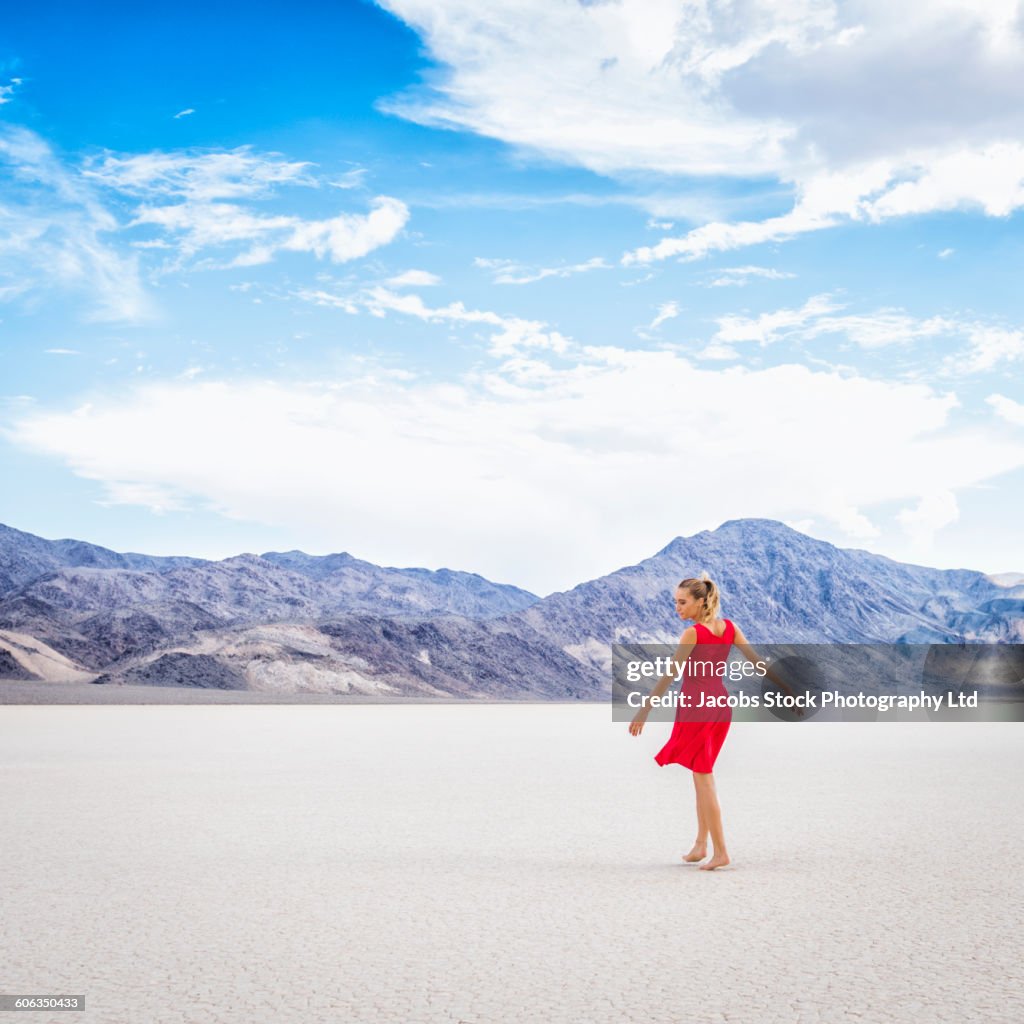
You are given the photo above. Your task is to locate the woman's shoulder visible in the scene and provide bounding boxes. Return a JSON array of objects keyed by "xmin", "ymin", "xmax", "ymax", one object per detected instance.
[
  {"xmin": 698, "ymin": 618, "xmax": 736, "ymax": 638},
  {"xmin": 692, "ymin": 618, "xmax": 724, "ymax": 633},
  {"xmin": 684, "ymin": 618, "xmax": 739, "ymax": 641}
]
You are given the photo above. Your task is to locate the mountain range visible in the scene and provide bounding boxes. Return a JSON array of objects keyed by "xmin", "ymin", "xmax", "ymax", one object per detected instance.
[{"xmin": 1, "ymin": 519, "xmax": 1021, "ymax": 699}]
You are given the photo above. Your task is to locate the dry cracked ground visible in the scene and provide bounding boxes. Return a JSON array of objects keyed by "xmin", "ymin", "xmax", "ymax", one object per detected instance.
[{"xmin": 1, "ymin": 704, "xmax": 1021, "ymax": 1024}]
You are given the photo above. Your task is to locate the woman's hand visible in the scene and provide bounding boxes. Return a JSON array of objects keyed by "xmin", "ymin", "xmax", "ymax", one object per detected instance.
[
  {"xmin": 772, "ymin": 678, "xmax": 807, "ymax": 717},
  {"xmin": 629, "ymin": 709, "xmax": 649, "ymax": 736}
]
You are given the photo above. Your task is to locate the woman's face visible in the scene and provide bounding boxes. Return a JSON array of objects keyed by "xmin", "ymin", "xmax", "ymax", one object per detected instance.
[{"xmin": 674, "ymin": 586, "xmax": 703, "ymax": 621}]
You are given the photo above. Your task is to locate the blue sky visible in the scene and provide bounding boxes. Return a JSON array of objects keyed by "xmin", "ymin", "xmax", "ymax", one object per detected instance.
[{"xmin": 2, "ymin": 0, "xmax": 1024, "ymax": 595}]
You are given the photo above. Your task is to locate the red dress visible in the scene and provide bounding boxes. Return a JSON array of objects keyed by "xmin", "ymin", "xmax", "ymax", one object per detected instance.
[{"xmin": 654, "ymin": 619, "xmax": 734, "ymax": 773}]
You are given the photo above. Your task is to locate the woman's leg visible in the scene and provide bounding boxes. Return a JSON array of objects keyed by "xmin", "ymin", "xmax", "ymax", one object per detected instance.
[
  {"xmin": 694, "ymin": 772, "xmax": 731, "ymax": 870},
  {"xmin": 682, "ymin": 772, "xmax": 708, "ymax": 861}
]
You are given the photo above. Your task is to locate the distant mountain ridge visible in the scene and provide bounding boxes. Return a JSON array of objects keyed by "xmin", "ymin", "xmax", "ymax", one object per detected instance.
[
  {"xmin": 513, "ymin": 519, "xmax": 1024, "ymax": 678},
  {"xmin": 1, "ymin": 518, "xmax": 1021, "ymax": 698},
  {"xmin": 0, "ymin": 522, "xmax": 207, "ymax": 593}
]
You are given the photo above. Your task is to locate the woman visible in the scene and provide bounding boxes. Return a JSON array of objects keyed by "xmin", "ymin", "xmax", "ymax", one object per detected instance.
[{"xmin": 629, "ymin": 572, "xmax": 800, "ymax": 871}]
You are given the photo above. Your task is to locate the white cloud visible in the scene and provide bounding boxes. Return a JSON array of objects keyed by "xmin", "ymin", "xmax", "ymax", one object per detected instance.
[
  {"xmin": 623, "ymin": 160, "xmax": 891, "ymax": 263},
  {"xmin": 44, "ymin": 348, "xmax": 80, "ymax": 356},
  {"xmin": 695, "ymin": 340, "xmax": 741, "ymax": 362},
  {"xmin": 954, "ymin": 325, "xmax": 1024, "ymax": 373},
  {"xmin": 376, "ymin": 0, "xmax": 826, "ymax": 178},
  {"xmin": 829, "ymin": 503, "xmax": 880, "ymax": 540},
  {"xmin": 129, "ymin": 203, "xmax": 296, "ymax": 253},
  {"xmin": 293, "ymin": 289, "xmax": 360, "ymax": 313},
  {"xmin": 474, "ymin": 256, "xmax": 610, "ymax": 284},
  {"xmin": 0, "ymin": 125, "xmax": 154, "ymax": 323},
  {"xmin": 129, "ymin": 194, "xmax": 409, "ymax": 267},
  {"xmin": 82, "ymin": 145, "xmax": 315, "ymax": 201},
  {"xmin": 375, "ymin": 3, "xmax": 1024, "ymax": 258},
  {"xmin": 279, "ymin": 196, "xmax": 410, "ymax": 263},
  {"xmin": 0, "ymin": 128, "xmax": 405, "ymax": 309},
  {"xmin": 783, "ymin": 517, "xmax": 817, "ymax": 534},
  {"xmin": 649, "ymin": 301, "xmax": 680, "ymax": 330},
  {"xmin": 378, "ymin": 0, "xmax": 1024, "ymax": 177},
  {"xmin": 173, "ymin": 109, "xmax": 195, "ymax": 119},
  {"xmin": 987, "ymin": 393, "xmax": 1024, "ymax": 426},
  {"xmin": 81, "ymin": 145, "xmax": 409, "ymax": 267},
  {"xmin": 804, "ymin": 311, "xmax": 955, "ymax": 349},
  {"xmin": 386, "ymin": 269, "xmax": 442, "ymax": 287},
  {"xmin": 862, "ymin": 144, "xmax": 1024, "ymax": 220},
  {"xmin": 625, "ymin": 144, "xmax": 1024, "ymax": 264},
  {"xmin": 713, "ymin": 294, "xmax": 842, "ymax": 346},
  {"xmin": 359, "ymin": 286, "xmax": 571, "ymax": 355},
  {"xmin": 707, "ymin": 265, "xmax": 797, "ymax": 287},
  {"xmin": 710, "ymin": 294, "xmax": 1024, "ymax": 367},
  {"xmin": 938, "ymin": 248, "xmax": 955, "ymax": 259},
  {"xmin": 0, "ymin": 78, "xmax": 22, "ymax": 104},
  {"xmin": 7, "ymin": 351, "xmax": 1024, "ymax": 593},
  {"xmin": 896, "ymin": 490, "xmax": 960, "ymax": 552},
  {"xmin": 329, "ymin": 168, "xmax": 369, "ymax": 190}
]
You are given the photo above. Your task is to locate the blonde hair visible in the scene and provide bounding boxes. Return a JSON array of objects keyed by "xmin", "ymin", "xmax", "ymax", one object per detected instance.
[{"xmin": 678, "ymin": 571, "xmax": 720, "ymax": 623}]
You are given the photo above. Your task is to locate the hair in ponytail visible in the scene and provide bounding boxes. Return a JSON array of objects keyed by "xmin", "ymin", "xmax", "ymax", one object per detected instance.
[{"xmin": 678, "ymin": 571, "xmax": 720, "ymax": 622}]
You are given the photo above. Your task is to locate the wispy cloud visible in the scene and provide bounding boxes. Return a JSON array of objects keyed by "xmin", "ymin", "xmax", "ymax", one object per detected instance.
[
  {"xmin": 474, "ymin": 255, "xmax": 609, "ymax": 284},
  {"xmin": 0, "ymin": 127, "xmax": 410, "ymax": 314},
  {"xmin": 954, "ymin": 325, "xmax": 1024, "ymax": 373},
  {"xmin": 128, "ymin": 202, "xmax": 297, "ymax": 262},
  {"xmin": 0, "ymin": 77, "xmax": 22, "ymax": 104},
  {"xmin": 385, "ymin": 269, "xmax": 442, "ymax": 287},
  {"xmin": 649, "ymin": 301, "xmax": 680, "ymax": 330},
  {"xmin": 269, "ymin": 196, "xmax": 409, "ymax": 265},
  {"xmin": 172, "ymin": 108, "xmax": 195, "ymax": 119},
  {"xmin": 707, "ymin": 265, "xmax": 797, "ymax": 287},
  {"xmin": 0, "ymin": 125, "xmax": 154, "ymax": 323},
  {"xmin": 624, "ymin": 145, "xmax": 1024, "ymax": 264},
  {"xmin": 82, "ymin": 145, "xmax": 316, "ymax": 201},
  {"xmin": 708, "ymin": 292, "xmax": 1024, "ymax": 372},
  {"xmin": 803, "ymin": 310, "xmax": 955, "ymax": 349},
  {"xmin": 293, "ymin": 288, "xmax": 360, "ymax": 313},
  {"xmin": 294, "ymin": 283, "xmax": 572, "ymax": 356},
  {"xmin": 712, "ymin": 295, "xmax": 844, "ymax": 347},
  {"xmin": 329, "ymin": 168, "xmax": 368, "ymax": 190},
  {"xmin": 361, "ymin": 286, "xmax": 571, "ymax": 356},
  {"xmin": 623, "ymin": 162, "xmax": 890, "ymax": 263},
  {"xmin": 397, "ymin": 189, "xmax": 724, "ymax": 221},
  {"xmin": 85, "ymin": 146, "xmax": 408, "ymax": 268},
  {"xmin": 712, "ymin": 294, "xmax": 958, "ymax": 349}
]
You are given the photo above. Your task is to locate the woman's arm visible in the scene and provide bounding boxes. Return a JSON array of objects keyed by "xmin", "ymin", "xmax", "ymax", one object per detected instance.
[
  {"xmin": 628, "ymin": 627, "xmax": 697, "ymax": 735},
  {"xmin": 733, "ymin": 622, "xmax": 804, "ymax": 713}
]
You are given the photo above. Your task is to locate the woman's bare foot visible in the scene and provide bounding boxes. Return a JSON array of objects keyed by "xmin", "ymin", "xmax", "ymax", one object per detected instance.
[
  {"xmin": 682, "ymin": 843, "xmax": 707, "ymax": 863},
  {"xmin": 699, "ymin": 852, "xmax": 731, "ymax": 871}
]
